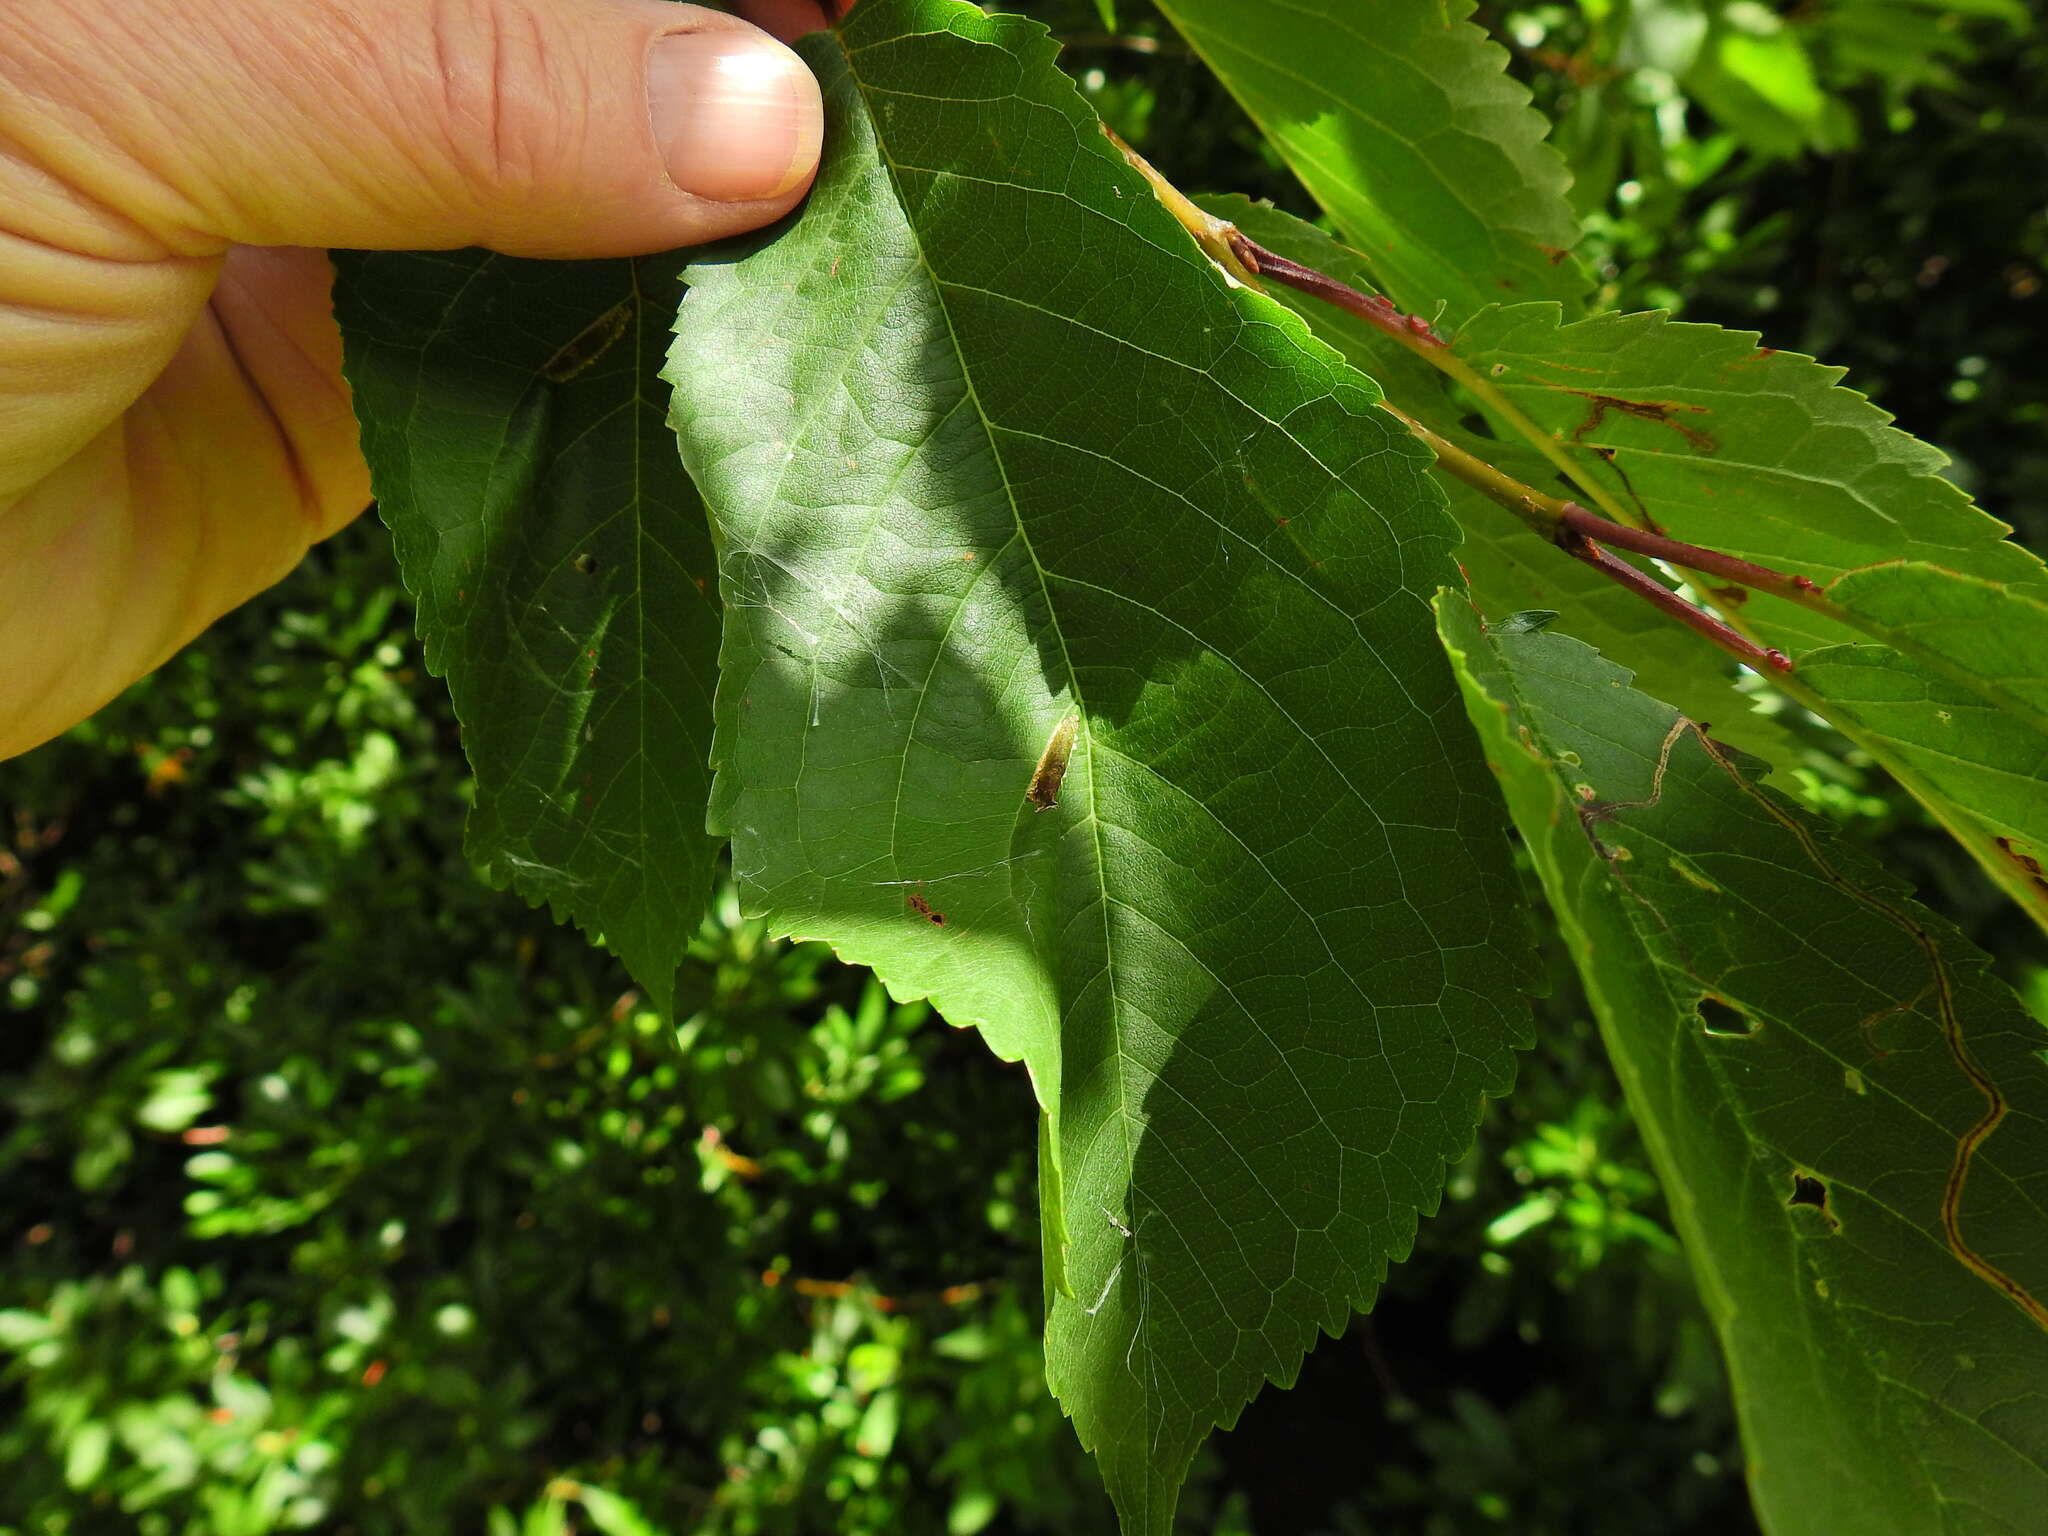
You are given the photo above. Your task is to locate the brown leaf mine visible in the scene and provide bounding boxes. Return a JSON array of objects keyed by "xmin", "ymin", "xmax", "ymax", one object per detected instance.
[{"xmin": 1027, "ymin": 714, "xmax": 1079, "ymax": 812}]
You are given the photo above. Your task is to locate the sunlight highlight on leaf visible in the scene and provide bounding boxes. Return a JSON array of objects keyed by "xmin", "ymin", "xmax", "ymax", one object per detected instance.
[
  {"xmin": 667, "ymin": 4, "xmax": 1532, "ymax": 1528},
  {"xmin": 1156, "ymin": 0, "xmax": 1588, "ymax": 325}
]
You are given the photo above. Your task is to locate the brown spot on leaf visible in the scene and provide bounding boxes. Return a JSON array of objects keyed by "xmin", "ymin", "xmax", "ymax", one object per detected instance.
[
  {"xmin": 541, "ymin": 300, "xmax": 632, "ymax": 383},
  {"xmin": 1566, "ymin": 391, "xmax": 1716, "ymax": 452},
  {"xmin": 1995, "ymin": 837, "xmax": 2048, "ymax": 899},
  {"xmin": 906, "ymin": 891, "xmax": 945, "ymax": 926},
  {"xmin": 1027, "ymin": 715, "xmax": 1078, "ymax": 812},
  {"xmin": 1588, "ymin": 446, "xmax": 1667, "ymax": 532}
]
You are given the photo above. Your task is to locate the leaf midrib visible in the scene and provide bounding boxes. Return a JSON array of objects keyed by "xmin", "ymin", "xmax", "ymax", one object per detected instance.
[
  {"xmin": 838, "ymin": 29, "xmax": 1452, "ymax": 1051},
  {"xmin": 839, "ymin": 11, "xmax": 1486, "ymax": 1079},
  {"xmin": 829, "ymin": 31, "xmax": 1138, "ymax": 1330},
  {"xmin": 836, "ymin": 31, "xmax": 1176, "ymax": 1508}
]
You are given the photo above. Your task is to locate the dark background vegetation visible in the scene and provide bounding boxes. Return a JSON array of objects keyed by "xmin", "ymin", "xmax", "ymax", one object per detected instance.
[{"xmin": 5, "ymin": 1, "xmax": 2045, "ymax": 1531}]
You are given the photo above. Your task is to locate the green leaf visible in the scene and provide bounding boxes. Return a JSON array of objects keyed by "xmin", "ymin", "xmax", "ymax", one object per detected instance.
[
  {"xmin": 563, "ymin": 1484, "xmax": 661, "ymax": 1536},
  {"xmin": 1458, "ymin": 306, "xmax": 2048, "ymax": 623},
  {"xmin": 1205, "ymin": 196, "xmax": 1804, "ymax": 776},
  {"xmin": 1685, "ymin": 13, "xmax": 1836, "ymax": 158},
  {"xmin": 63, "ymin": 1422, "xmax": 110, "ymax": 1491},
  {"xmin": 1797, "ymin": 630, "xmax": 2048, "ymax": 916},
  {"xmin": 334, "ymin": 251, "xmax": 722, "ymax": 1014},
  {"xmin": 1452, "ymin": 302, "xmax": 2048, "ymax": 925},
  {"xmin": 0, "ymin": 1308, "xmax": 54, "ymax": 1349},
  {"xmin": 1155, "ymin": 0, "xmax": 1587, "ymax": 325},
  {"xmin": 133, "ymin": 1067, "xmax": 214, "ymax": 1134},
  {"xmin": 666, "ymin": 3, "xmax": 1531, "ymax": 1528},
  {"xmin": 1439, "ymin": 597, "xmax": 2048, "ymax": 1536},
  {"xmin": 1823, "ymin": 564, "xmax": 2048, "ymax": 730}
]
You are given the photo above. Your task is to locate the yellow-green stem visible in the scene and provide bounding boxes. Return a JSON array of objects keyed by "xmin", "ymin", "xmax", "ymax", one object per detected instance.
[
  {"xmin": 1378, "ymin": 403, "xmax": 1562, "ymax": 537},
  {"xmin": 1103, "ymin": 126, "xmax": 1262, "ymax": 288}
]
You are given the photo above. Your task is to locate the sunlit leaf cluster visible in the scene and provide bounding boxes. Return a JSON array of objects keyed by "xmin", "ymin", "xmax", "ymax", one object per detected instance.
[{"xmin": 332, "ymin": 2, "xmax": 2048, "ymax": 1530}]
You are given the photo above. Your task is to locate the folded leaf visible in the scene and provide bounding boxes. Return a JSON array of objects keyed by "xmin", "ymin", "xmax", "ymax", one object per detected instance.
[
  {"xmin": 1440, "ymin": 597, "xmax": 2048, "ymax": 1536},
  {"xmin": 335, "ymin": 252, "xmax": 721, "ymax": 1013},
  {"xmin": 666, "ymin": 3, "xmax": 1532, "ymax": 1528}
]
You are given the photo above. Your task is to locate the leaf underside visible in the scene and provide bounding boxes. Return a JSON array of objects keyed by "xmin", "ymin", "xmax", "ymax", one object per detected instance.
[
  {"xmin": 1440, "ymin": 598, "xmax": 2048, "ymax": 1536},
  {"xmin": 1457, "ymin": 305, "xmax": 2048, "ymax": 925},
  {"xmin": 335, "ymin": 250, "xmax": 722, "ymax": 1013},
  {"xmin": 1205, "ymin": 197, "xmax": 1807, "ymax": 778},
  {"xmin": 666, "ymin": 2, "xmax": 1531, "ymax": 1528},
  {"xmin": 333, "ymin": 3, "xmax": 2048, "ymax": 1532},
  {"xmin": 1192, "ymin": 193, "xmax": 2048, "ymax": 923}
]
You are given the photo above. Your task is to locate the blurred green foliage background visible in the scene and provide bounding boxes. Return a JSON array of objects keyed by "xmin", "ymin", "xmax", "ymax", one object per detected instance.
[{"xmin": 5, "ymin": 1, "xmax": 2045, "ymax": 1531}]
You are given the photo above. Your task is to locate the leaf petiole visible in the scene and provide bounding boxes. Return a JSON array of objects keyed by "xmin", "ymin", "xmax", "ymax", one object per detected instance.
[
  {"xmin": 1115, "ymin": 150, "xmax": 1829, "ymax": 674},
  {"xmin": 1381, "ymin": 403, "xmax": 1798, "ymax": 672}
]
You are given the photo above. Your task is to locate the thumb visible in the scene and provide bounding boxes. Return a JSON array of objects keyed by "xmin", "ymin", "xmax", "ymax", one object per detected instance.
[{"xmin": 3, "ymin": 0, "xmax": 824, "ymax": 260}]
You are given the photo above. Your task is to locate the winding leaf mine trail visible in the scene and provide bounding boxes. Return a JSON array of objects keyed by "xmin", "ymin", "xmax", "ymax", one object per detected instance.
[
  {"xmin": 1581, "ymin": 711, "xmax": 2048, "ymax": 1331},
  {"xmin": 1685, "ymin": 724, "xmax": 2048, "ymax": 1334}
]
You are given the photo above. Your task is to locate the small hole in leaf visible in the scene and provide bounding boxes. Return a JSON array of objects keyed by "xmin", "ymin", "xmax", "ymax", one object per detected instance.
[
  {"xmin": 1696, "ymin": 997, "xmax": 1756, "ymax": 1037},
  {"xmin": 1786, "ymin": 1172, "xmax": 1837, "ymax": 1229},
  {"xmin": 573, "ymin": 553, "xmax": 601, "ymax": 576}
]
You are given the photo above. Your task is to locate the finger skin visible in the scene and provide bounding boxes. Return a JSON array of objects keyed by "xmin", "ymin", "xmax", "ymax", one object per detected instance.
[
  {"xmin": 0, "ymin": 0, "xmax": 825, "ymax": 759},
  {"xmin": 0, "ymin": 0, "xmax": 819, "ymax": 257},
  {"xmin": 1, "ymin": 248, "xmax": 366, "ymax": 760}
]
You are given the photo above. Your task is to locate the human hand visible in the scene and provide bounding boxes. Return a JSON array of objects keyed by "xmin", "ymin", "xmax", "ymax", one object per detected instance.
[{"xmin": 0, "ymin": 0, "xmax": 826, "ymax": 759}]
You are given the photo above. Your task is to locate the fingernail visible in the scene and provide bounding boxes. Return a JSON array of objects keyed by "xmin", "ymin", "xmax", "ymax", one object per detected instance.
[{"xmin": 648, "ymin": 31, "xmax": 822, "ymax": 202}]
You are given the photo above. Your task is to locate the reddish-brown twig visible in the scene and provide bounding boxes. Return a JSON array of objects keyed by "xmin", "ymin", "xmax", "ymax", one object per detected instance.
[
  {"xmin": 1558, "ymin": 531, "xmax": 1794, "ymax": 673},
  {"xmin": 1118, "ymin": 145, "xmax": 1825, "ymax": 674},
  {"xmin": 1227, "ymin": 234, "xmax": 1447, "ymax": 350}
]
